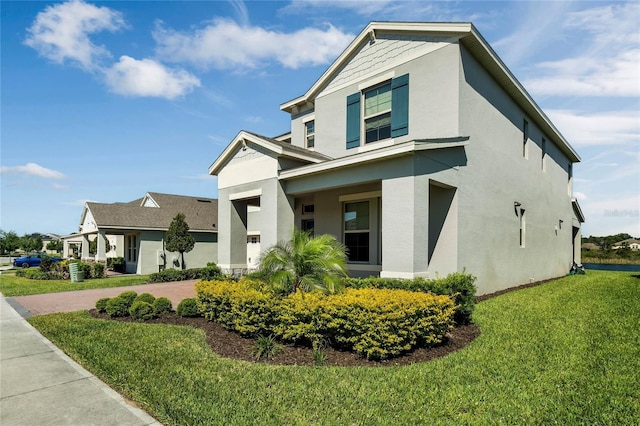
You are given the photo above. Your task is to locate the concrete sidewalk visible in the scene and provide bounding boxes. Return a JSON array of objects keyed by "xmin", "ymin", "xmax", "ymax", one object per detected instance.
[{"xmin": 0, "ymin": 295, "xmax": 162, "ymax": 425}]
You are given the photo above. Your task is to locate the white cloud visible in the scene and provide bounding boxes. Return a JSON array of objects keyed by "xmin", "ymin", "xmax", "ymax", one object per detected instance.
[
  {"xmin": 153, "ymin": 18, "xmax": 354, "ymax": 70},
  {"xmin": 52, "ymin": 183, "xmax": 70, "ymax": 190},
  {"xmin": 573, "ymin": 191, "xmax": 588, "ymax": 201},
  {"xmin": 24, "ymin": 0, "xmax": 125, "ymax": 70},
  {"xmin": 1, "ymin": 163, "xmax": 65, "ymax": 179},
  {"xmin": 525, "ymin": 50, "xmax": 640, "ymax": 97},
  {"xmin": 524, "ymin": 2, "xmax": 640, "ymax": 97},
  {"xmin": 547, "ymin": 109, "xmax": 639, "ymax": 147},
  {"xmin": 229, "ymin": 0, "xmax": 249, "ymax": 26},
  {"xmin": 104, "ymin": 56, "xmax": 200, "ymax": 99},
  {"xmin": 281, "ymin": 0, "xmax": 396, "ymax": 16}
]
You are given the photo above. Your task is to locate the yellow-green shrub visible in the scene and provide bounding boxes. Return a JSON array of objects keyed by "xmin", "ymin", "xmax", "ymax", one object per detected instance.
[
  {"xmin": 274, "ymin": 288, "xmax": 455, "ymax": 360},
  {"xmin": 196, "ymin": 279, "xmax": 277, "ymax": 336},
  {"xmin": 273, "ymin": 291, "xmax": 328, "ymax": 344},
  {"xmin": 324, "ymin": 289, "xmax": 455, "ymax": 359}
]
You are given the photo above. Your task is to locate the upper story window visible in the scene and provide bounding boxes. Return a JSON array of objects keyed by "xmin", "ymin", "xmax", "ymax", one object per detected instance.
[
  {"xmin": 305, "ymin": 120, "xmax": 315, "ymax": 149},
  {"xmin": 364, "ymin": 83, "xmax": 392, "ymax": 143},
  {"xmin": 346, "ymin": 74, "xmax": 409, "ymax": 149}
]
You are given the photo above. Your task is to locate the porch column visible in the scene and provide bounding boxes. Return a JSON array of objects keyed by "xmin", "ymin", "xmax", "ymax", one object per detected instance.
[
  {"xmin": 96, "ymin": 230, "xmax": 107, "ymax": 262},
  {"xmin": 380, "ymin": 176, "xmax": 429, "ymax": 278},
  {"xmin": 218, "ymin": 189, "xmax": 249, "ymax": 274},
  {"xmin": 259, "ymin": 179, "xmax": 294, "ymax": 254},
  {"xmin": 81, "ymin": 234, "xmax": 90, "ymax": 260}
]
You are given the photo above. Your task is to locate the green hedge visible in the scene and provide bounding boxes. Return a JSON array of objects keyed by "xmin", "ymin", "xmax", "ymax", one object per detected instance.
[
  {"xmin": 148, "ymin": 263, "xmax": 223, "ymax": 283},
  {"xmin": 196, "ymin": 279, "xmax": 456, "ymax": 360},
  {"xmin": 342, "ymin": 271, "xmax": 477, "ymax": 325}
]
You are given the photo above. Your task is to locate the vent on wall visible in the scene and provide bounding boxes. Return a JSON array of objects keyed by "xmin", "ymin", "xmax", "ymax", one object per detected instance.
[{"xmin": 197, "ymin": 199, "xmax": 212, "ymax": 203}]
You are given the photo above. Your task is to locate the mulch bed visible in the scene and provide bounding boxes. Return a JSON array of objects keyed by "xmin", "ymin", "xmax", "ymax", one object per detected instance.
[{"xmin": 89, "ymin": 309, "xmax": 480, "ymax": 367}]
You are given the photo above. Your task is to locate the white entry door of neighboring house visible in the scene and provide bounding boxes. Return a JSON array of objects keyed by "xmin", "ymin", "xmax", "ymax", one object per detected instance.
[
  {"xmin": 125, "ymin": 233, "xmax": 138, "ymax": 273},
  {"xmin": 247, "ymin": 234, "xmax": 260, "ymax": 270}
]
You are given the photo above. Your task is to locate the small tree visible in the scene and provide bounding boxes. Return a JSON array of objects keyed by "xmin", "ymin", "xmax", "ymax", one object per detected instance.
[
  {"xmin": 46, "ymin": 240, "xmax": 63, "ymax": 253},
  {"xmin": 0, "ymin": 230, "xmax": 20, "ymax": 255},
  {"xmin": 165, "ymin": 213, "xmax": 195, "ymax": 270},
  {"xmin": 20, "ymin": 234, "xmax": 43, "ymax": 253},
  {"xmin": 259, "ymin": 228, "xmax": 348, "ymax": 295}
]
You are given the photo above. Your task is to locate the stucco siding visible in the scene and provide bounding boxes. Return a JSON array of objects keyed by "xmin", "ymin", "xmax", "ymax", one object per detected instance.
[
  {"xmin": 457, "ymin": 45, "xmax": 575, "ymax": 294},
  {"xmin": 311, "ymin": 43, "xmax": 460, "ymax": 158}
]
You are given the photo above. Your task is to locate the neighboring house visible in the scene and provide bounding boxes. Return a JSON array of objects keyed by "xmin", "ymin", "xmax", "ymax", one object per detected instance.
[
  {"xmin": 612, "ymin": 238, "xmax": 640, "ymax": 251},
  {"xmin": 36, "ymin": 233, "xmax": 62, "ymax": 254},
  {"xmin": 66, "ymin": 192, "xmax": 218, "ymax": 274},
  {"xmin": 209, "ymin": 22, "xmax": 584, "ymax": 295}
]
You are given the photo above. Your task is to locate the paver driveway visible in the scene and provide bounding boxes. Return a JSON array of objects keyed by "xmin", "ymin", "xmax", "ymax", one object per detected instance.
[{"xmin": 10, "ymin": 280, "xmax": 198, "ymax": 316}]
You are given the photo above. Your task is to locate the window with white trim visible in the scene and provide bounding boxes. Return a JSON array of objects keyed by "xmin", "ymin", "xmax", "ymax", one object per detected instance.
[
  {"xmin": 364, "ymin": 82, "xmax": 392, "ymax": 143},
  {"xmin": 346, "ymin": 74, "xmax": 409, "ymax": 149},
  {"xmin": 344, "ymin": 201, "xmax": 370, "ymax": 262},
  {"xmin": 305, "ymin": 120, "xmax": 315, "ymax": 149}
]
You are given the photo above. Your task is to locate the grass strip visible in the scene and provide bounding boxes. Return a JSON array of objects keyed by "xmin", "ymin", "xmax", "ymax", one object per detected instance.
[
  {"xmin": 29, "ymin": 271, "xmax": 640, "ymax": 425},
  {"xmin": 0, "ymin": 274, "xmax": 150, "ymax": 296}
]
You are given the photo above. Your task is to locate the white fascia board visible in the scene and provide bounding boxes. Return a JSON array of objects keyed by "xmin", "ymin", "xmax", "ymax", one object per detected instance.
[
  {"xmin": 280, "ymin": 22, "xmax": 473, "ymax": 113},
  {"xmin": 209, "ymin": 132, "xmax": 283, "ymax": 176},
  {"xmin": 572, "ymin": 198, "xmax": 586, "ymax": 223},
  {"xmin": 279, "ymin": 139, "xmax": 468, "ymax": 180},
  {"xmin": 209, "ymin": 131, "xmax": 325, "ymax": 176}
]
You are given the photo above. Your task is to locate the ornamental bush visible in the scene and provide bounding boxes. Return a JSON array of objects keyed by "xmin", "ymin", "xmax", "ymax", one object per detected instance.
[
  {"xmin": 342, "ymin": 271, "xmax": 477, "ymax": 325},
  {"xmin": 275, "ymin": 288, "xmax": 455, "ymax": 360},
  {"xmin": 134, "ymin": 293, "xmax": 156, "ymax": 305},
  {"xmin": 176, "ymin": 298, "xmax": 200, "ymax": 317},
  {"xmin": 196, "ymin": 279, "xmax": 276, "ymax": 336},
  {"xmin": 95, "ymin": 297, "xmax": 110, "ymax": 313},
  {"xmin": 118, "ymin": 291, "xmax": 138, "ymax": 309},
  {"xmin": 197, "ymin": 278, "xmax": 456, "ymax": 360},
  {"xmin": 152, "ymin": 297, "xmax": 172, "ymax": 314},
  {"xmin": 130, "ymin": 301, "xmax": 156, "ymax": 321},
  {"xmin": 148, "ymin": 264, "xmax": 224, "ymax": 283},
  {"xmin": 105, "ymin": 296, "xmax": 130, "ymax": 317},
  {"xmin": 92, "ymin": 263, "xmax": 105, "ymax": 279}
]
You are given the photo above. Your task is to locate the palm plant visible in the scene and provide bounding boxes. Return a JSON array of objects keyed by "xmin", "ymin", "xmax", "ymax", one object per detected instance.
[{"xmin": 259, "ymin": 229, "xmax": 348, "ymax": 295}]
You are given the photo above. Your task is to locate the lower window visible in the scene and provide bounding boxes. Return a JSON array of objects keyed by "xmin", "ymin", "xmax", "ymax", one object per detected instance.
[{"xmin": 344, "ymin": 201, "xmax": 370, "ymax": 262}]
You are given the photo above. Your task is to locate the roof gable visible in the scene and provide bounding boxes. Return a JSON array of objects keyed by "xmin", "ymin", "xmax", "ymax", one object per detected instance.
[
  {"xmin": 209, "ymin": 131, "xmax": 331, "ymax": 176},
  {"xmin": 280, "ymin": 21, "xmax": 580, "ymax": 163}
]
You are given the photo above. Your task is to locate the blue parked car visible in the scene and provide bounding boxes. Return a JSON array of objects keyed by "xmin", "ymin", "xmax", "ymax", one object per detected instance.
[{"xmin": 13, "ymin": 254, "xmax": 62, "ymax": 268}]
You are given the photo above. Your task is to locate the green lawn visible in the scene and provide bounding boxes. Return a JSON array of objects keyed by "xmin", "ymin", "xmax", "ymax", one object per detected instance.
[
  {"xmin": 29, "ymin": 271, "xmax": 640, "ymax": 425},
  {"xmin": 0, "ymin": 274, "xmax": 150, "ymax": 296}
]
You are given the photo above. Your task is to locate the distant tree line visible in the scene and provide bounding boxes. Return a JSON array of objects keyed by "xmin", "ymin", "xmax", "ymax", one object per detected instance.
[
  {"xmin": 581, "ymin": 233, "xmax": 635, "ymax": 250},
  {"xmin": 0, "ymin": 229, "xmax": 61, "ymax": 255}
]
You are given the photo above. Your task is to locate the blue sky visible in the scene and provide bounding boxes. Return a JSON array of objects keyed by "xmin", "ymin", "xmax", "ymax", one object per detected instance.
[{"xmin": 1, "ymin": 0, "xmax": 638, "ymax": 238}]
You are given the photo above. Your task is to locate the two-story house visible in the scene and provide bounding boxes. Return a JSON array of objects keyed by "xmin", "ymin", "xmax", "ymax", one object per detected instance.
[{"xmin": 209, "ymin": 22, "xmax": 584, "ymax": 295}]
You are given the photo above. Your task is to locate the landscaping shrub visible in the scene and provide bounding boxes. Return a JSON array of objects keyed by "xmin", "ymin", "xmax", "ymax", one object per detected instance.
[
  {"xmin": 105, "ymin": 296, "xmax": 130, "ymax": 317},
  {"xmin": 130, "ymin": 301, "xmax": 156, "ymax": 321},
  {"xmin": 200, "ymin": 263, "xmax": 222, "ymax": 281},
  {"xmin": 39, "ymin": 256, "xmax": 53, "ymax": 272},
  {"xmin": 197, "ymin": 278, "xmax": 457, "ymax": 360},
  {"xmin": 342, "ymin": 271, "xmax": 477, "ymax": 325},
  {"xmin": 106, "ymin": 257, "xmax": 124, "ymax": 269},
  {"xmin": 118, "ymin": 291, "xmax": 138, "ymax": 309},
  {"xmin": 274, "ymin": 288, "xmax": 455, "ymax": 359},
  {"xmin": 176, "ymin": 298, "xmax": 200, "ymax": 317},
  {"xmin": 134, "ymin": 293, "xmax": 156, "ymax": 305},
  {"xmin": 197, "ymin": 279, "xmax": 277, "ymax": 336},
  {"xmin": 92, "ymin": 263, "xmax": 105, "ymax": 279},
  {"xmin": 152, "ymin": 297, "xmax": 172, "ymax": 314},
  {"xmin": 148, "ymin": 264, "xmax": 224, "ymax": 283},
  {"xmin": 15, "ymin": 269, "xmax": 57, "ymax": 280},
  {"xmin": 95, "ymin": 297, "xmax": 110, "ymax": 313}
]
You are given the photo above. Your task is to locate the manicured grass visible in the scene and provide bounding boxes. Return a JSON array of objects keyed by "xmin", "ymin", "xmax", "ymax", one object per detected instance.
[
  {"xmin": 29, "ymin": 271, "xmax": 640, "ymax": 425},
  {"xmin": 0, "ymin": 274, "xmax": 150, "ymax": 296}
]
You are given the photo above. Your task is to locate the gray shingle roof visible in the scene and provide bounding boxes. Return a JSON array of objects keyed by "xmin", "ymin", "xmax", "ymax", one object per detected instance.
[
  {"xmin": 87, "ymin": 192, "xmax": 218, "ymax": 232},
  {"xmin": 244, "ymin": 131, "xmax": 333, "ymax": 161}
]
